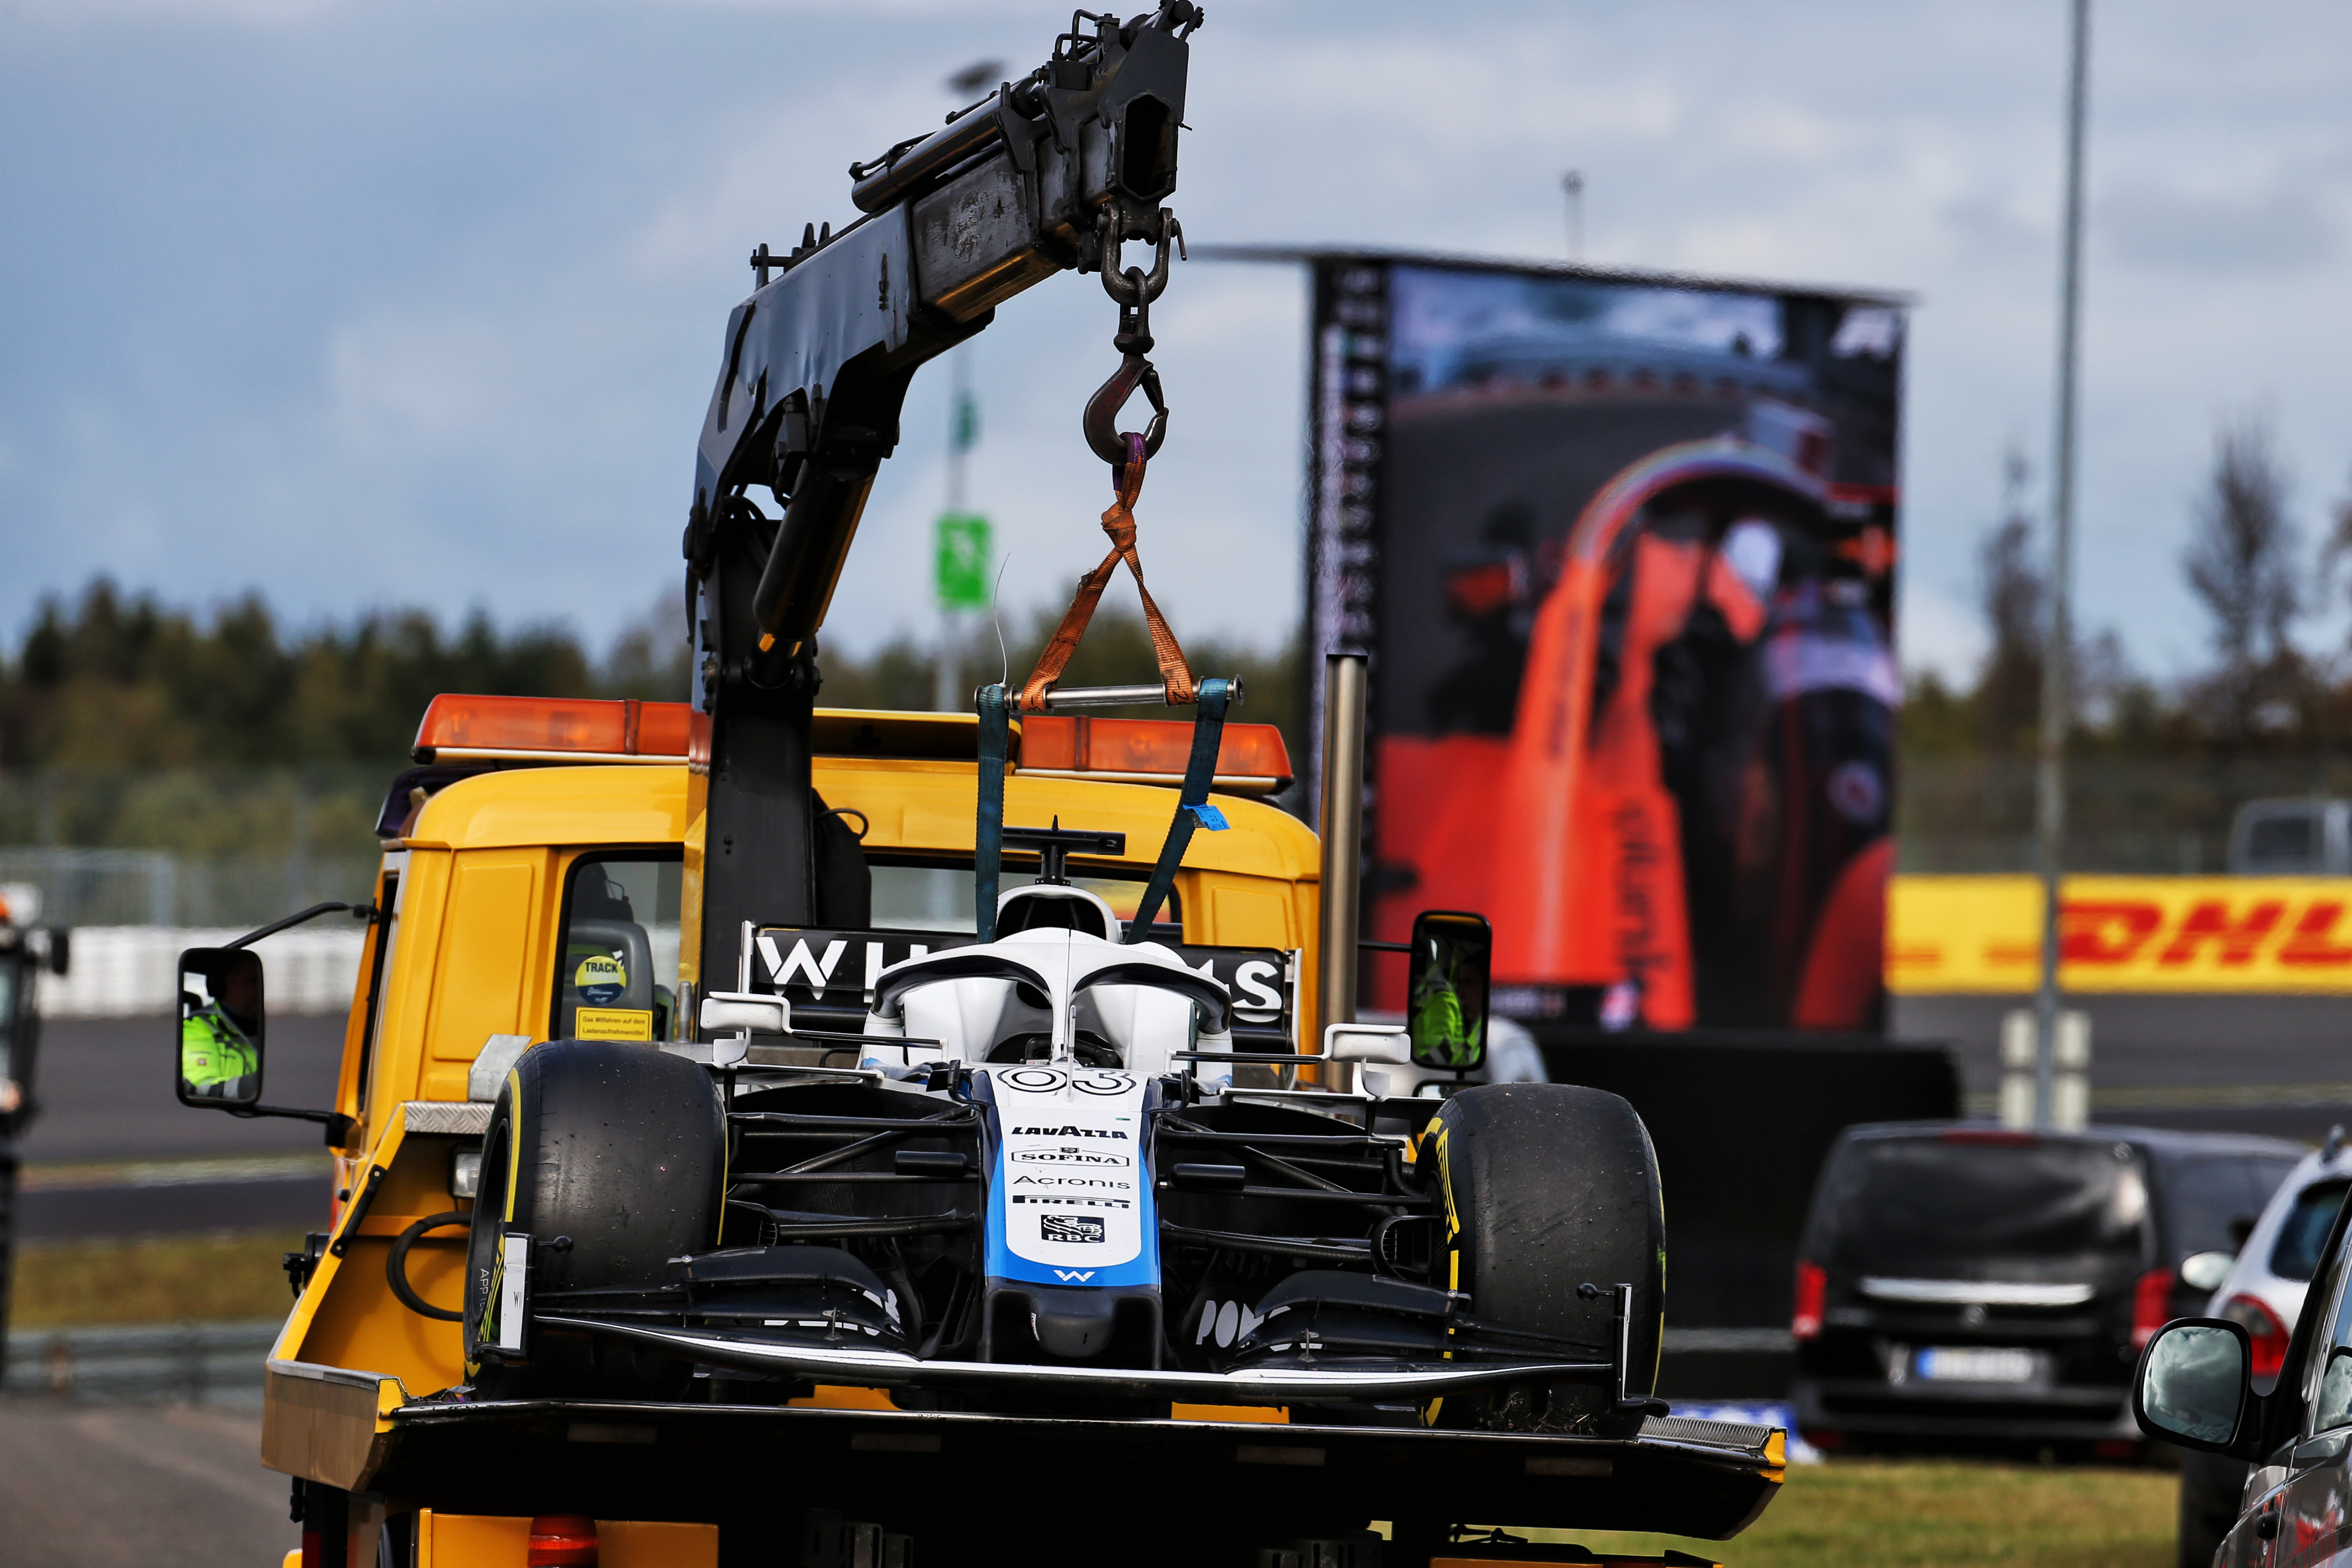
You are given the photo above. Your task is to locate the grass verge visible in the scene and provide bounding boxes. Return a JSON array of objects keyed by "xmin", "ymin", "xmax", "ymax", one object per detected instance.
[
  {"xmin": 1544, "ymin": 1457, "xmax": 2173, "ymax": 1568},
  {"xmin": 8, "ymin": 1231, "xmax": 305, "ymax": 1328}
]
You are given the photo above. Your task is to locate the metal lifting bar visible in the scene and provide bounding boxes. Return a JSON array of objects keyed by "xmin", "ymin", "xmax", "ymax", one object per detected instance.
[{"xmin": 1019, "ymin": 675, "xmax": 1244, "ymax": 710}]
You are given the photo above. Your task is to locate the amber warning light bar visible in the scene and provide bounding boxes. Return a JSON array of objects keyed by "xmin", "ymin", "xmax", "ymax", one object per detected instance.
[
  {"xmin": 412, "ymin": 695, "xmax": 692, "ymax": 764},
  {"xmin": 413, "ymin": 695, "xmax": 1292, "ymax": 795}
]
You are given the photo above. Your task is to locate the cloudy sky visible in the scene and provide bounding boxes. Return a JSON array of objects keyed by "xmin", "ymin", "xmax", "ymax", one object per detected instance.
[{"xmin": 5, "ymin": 0, "xmax": 2350, "ymax": 686}]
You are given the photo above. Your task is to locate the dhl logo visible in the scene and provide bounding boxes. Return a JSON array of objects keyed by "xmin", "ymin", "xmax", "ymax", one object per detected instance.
[{"xmin": 1888, "ymin": 876, "xmax": 2352, "ymax": 994}]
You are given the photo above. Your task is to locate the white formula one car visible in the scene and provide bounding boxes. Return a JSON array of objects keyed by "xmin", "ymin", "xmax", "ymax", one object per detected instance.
[{"xmin": 464, "ymin": 880, "xmax": 1669, "ymax": 1438}]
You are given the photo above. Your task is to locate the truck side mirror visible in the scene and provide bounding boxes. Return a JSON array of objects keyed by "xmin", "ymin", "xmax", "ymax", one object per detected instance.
[
  {"xmin": 1406, "ymin": 910, "xmax": 1491, "ymax": 1073},
  {"xmin": 176, "ymin": 946, "xmax": 266, "ymax": 1110},
  {"xmin": 2134, "ymin": 1318, "xmax": 2250, "ymax": 1452}
]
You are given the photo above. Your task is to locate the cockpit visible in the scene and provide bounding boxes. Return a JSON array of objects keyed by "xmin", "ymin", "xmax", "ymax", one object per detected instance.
[{"xmin": 858, "ymin": 883, "xmax": 1231, "ymax": 1078}]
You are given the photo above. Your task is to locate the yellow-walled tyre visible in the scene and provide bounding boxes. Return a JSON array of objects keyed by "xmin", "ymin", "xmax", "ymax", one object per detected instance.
[
  {"xmin": 463, "ymin": 1039, "xmax": 723, "ymax": 1399},
  {"xmin": 1429, "ymin": 1083, "xmax": 1665, "ymax": 1436}
]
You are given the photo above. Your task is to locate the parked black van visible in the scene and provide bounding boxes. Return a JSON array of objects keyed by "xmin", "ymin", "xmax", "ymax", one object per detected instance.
[{"xmin": 1792, "ymin": 1122, "xmax": 2300, "ymax": 1455}]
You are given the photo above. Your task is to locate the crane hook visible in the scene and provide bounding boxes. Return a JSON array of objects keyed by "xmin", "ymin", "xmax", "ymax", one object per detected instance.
[
  {"xmin": 1084, "ymin": 352, "xmax": 1168, "ymax": 466},
  {"xmin": 1084, "ymin": 269, "xmax": 1169, "ymax": 466}
]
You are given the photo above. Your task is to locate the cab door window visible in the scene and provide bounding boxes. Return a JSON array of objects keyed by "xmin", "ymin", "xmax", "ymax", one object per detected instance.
[{"xmin": 553, "ymin": 853, "xmax": 682, "ymax": 1042}]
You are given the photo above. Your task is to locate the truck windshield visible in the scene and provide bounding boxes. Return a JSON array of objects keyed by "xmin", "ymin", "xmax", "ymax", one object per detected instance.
[
  {"xmin": 869, "ymin": 862, "xmax": 1176, "ymax": 936},
  {"xmin": 1813, "ymin": 1135, "xmax": 2150, "ymax": 1276}
]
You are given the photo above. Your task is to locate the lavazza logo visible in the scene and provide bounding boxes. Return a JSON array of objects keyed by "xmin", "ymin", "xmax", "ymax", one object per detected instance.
[{"xmin": 1011, "ymin": 1125, "xmax": 1129, "ymax": 1140}]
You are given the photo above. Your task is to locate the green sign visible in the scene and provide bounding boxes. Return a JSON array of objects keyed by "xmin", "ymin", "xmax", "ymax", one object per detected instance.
[{"xmin": 936, "ymin": 514, "xmax": 993, "ymax": 611}]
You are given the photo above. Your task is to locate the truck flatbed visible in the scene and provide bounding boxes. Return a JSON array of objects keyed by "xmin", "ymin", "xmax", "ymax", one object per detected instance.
[{"xmin": 270, "ymin": 1361, "xmax": 1781, "ymax": 1555}]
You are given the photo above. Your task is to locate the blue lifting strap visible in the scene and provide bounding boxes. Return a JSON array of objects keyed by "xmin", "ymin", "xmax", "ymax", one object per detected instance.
[
  {"xmin": 1126, "ymin": 677, "xmax": 1231, "ymax": 942},
  {"xmin": 974, "ymin": 683, "xmax": 1010, "ymax": 940}
]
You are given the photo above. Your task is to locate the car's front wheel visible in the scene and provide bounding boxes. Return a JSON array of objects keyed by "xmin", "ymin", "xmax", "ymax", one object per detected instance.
[
  {"xmin": 1426, "ymin": 1082, "xmax": 1666, "ymax": 1436},
  {"xmin": 463, "ymin": 1039, "xmax": 724, "ymax": 1399}
]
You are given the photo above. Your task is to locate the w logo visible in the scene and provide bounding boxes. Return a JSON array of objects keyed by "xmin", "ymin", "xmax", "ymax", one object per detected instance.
[{"xmin": 1052, "ymin": 1269, "xmax": 1096, "ymax": 1284}]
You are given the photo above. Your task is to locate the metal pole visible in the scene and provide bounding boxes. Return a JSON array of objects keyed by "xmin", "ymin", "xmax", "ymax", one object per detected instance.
[
  {"xmin": 1561, "ymin": 171, "xmax": 1585, "ymax": 262},
  {"xmin": 1317, "ymin": 653, "xmax": 1368, "ymax": 1034},
  {"xmin": 2035, "ymin": 0, "xmax": 2092, "ymax": 1130},
  {"xmin": 936, "ymin": 348, "xmax": 973, "ymax": 712}
]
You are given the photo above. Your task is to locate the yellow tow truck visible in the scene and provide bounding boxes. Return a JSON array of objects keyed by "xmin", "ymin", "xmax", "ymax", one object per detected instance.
[
  {"xmin": 163, "ymin": 6, "xmax": 1787, "ymax": 1562},
  {"xmin": 168, "ymin": 694, "xmax": 1783, "ymax": 1567}
]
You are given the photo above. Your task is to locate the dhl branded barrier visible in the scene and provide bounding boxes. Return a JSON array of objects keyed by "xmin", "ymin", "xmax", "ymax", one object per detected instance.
[{"xmin": 1890, "ymin": 876, "xmax": 2352, "ymax": 994}]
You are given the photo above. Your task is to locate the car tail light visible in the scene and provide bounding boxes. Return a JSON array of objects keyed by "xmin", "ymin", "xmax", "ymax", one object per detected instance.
[
  {"xmin": 529, "ymin": 1516, "xmax": 599, "ymax": 1568},
  {"xmin": 2132, "ymin": 1267, "xmax": 2175, "ymax": 1349},
  {"xmin": 2221, "ymin": 1293, "xmax": 2293, "ymax": 1381},
  {"xmin": 1793, "ymin": 1258, "xmax": 1827, "ymax": 1340}
]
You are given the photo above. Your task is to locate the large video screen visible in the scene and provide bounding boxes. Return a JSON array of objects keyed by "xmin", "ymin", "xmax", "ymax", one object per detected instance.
[{"xmin": 1305, "ymin": 257, "xmax": 1905, "ymax": 1032}]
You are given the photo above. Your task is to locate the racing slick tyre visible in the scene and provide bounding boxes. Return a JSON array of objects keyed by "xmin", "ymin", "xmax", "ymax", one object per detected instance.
[
  {"xmin": 1429, "ymin": 1083, "xmax": 1665, "ymax": 1436},
  {"xmin": 463, "ymin": 1039, "xmax": 724, "ymax": 1400}
]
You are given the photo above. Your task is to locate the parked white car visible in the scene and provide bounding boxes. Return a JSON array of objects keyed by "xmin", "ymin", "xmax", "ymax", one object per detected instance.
[{"xmin": 2176, "ymin": 1130, "xmax": 2352, "ymax": 1568}]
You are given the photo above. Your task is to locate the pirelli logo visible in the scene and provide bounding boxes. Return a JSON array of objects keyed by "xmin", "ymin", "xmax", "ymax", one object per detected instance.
[{"xmin": 1891, "ymin": 876, "xmax": 2352, "ymax": 994}]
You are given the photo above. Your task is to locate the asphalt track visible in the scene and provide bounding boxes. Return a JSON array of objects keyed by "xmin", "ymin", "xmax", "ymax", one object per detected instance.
[
  {"xmin": 14, "ymin": 1014, "xmax": 345, "ymax": 1240},
  {"xmin": 22, "ymin": 1015, "xmax": 346, "ymax": 1165},
  {"xmin": 0, "ymin": 1403, "xmax": 292, "ymax": 1568},
  {"xmin": 1892, "ymin": 991, "xmax": 2352, "ymax": 1142}
]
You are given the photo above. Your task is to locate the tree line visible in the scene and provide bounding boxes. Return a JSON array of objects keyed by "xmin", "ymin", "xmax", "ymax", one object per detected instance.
[
  {"xmin": 0, "ymin": 579, "xmax": 1298, "ymax": 777},
  {"xmin": 1908, "ymin": 415, "xmax": 2352, "ymax": 760}
]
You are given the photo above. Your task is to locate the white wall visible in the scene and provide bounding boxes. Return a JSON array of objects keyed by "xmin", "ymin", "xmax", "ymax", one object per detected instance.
[{"xmin": 38, "ymin": 926, "xmax": 367, "ymax": 1018}]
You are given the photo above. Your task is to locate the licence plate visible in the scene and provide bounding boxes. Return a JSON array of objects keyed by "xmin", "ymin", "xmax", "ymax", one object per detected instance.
[{"xmin": 1914, "ymin": 1346, "xmax": 2038, "ymax": 1384}]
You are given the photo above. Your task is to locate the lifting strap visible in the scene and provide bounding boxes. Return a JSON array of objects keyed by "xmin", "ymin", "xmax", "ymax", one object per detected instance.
[
  {"xmin": 973, "ymin": 683, "xmax": 1010, "ymax": 941},
  {"xmin": 1019, "ymin": 435, "xmax": 1196, "ymax": 713},
  {"xmin": 987, "ymin": 432, "xmax": 1227, "ymax": 946},
  {"xmin": 1126, "ymin": 676, "xmax": 1230, "ymax": 942}
]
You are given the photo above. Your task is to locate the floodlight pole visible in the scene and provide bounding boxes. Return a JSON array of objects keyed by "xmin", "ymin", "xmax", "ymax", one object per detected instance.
[
  {"xmin": 1562, "ymin": 171, "xmax": 1585, "ymax": 262},
  {"xmin": 2034, "ymin": 0, "xmax": 2092, "ymax": 1130}
]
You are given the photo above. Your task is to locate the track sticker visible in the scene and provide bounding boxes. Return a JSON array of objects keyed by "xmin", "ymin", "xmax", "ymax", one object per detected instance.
[{"xmin": 574, "ymin": 954, "xmax": 627, "ymax": 1005}]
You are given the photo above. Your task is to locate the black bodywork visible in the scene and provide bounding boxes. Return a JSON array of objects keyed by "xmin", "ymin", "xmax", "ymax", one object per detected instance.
[
  {"xmin": 504, "ymin": 1068, "xmax": 1643, "ymax": 1414},
  {"xmin": 1792, "ymin": 1122, "xmax": 2300, "ymax": 1452}
]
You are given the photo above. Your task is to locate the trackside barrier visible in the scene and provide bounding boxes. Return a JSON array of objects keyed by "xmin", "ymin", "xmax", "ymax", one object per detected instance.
[
  {"xmin": 1, "ymin": 1318, "xmax": 278, "ymax": 1405},
  {"xmin": 35, "ymin": 926, "xmax": 367, "ymax": 1017}
]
